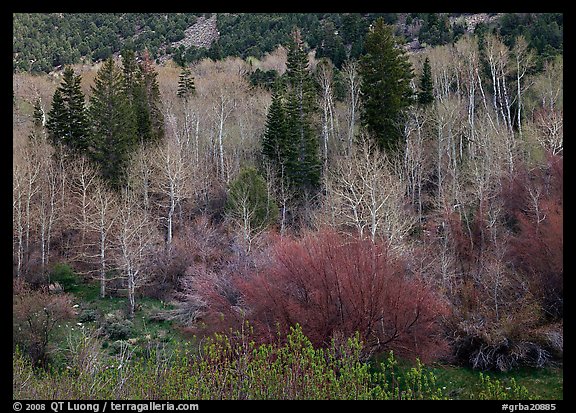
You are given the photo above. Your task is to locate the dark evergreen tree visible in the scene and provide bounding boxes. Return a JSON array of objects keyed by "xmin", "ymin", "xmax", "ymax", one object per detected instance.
[
  {"xmin": 359, "ymin": 18, "xmax": 414, "ymax": 153},
  {"xmin": 138, "ymin": 50, "xmax": 164, "ymax": 145},
  {"xmin": 32, "ymin": 98, "xmax": 45, "ymax": 128},
  {"xmin": 418, "ymin": 57, "xmax": 434, "ymax": 105},
  {"xmin": 89, "ymin": 57, "xmax": 137, "ymax": 189},
  {"xmin": 284, "ymin": 28, "xmax": 321, "ymax": 191},
  {"xmin": 121, "ymin": 49, "xmax": 164, "ymax": 146},
  {"xmin": 122, "ymin": 49, "xmax": 139, "ymax": 98},
  {"xmin": 46, "ymin": 66, "xmax": 91, "ymax": 154},
  {"xmin": 316, "ymin": 20, "xmax": 347, "ymax": 68},
  {"xmin": 177, "ymin": 66, "xmax": 196, "ymax": 100},
  {"xmin": 262, "ymin": 81, "xmax": 289, "ymax": 168}
]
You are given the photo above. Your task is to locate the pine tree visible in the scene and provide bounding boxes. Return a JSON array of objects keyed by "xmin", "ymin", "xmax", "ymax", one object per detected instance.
[
  {"xmin": 262, "ymin": 81, "xmax": 289, "ymax": 167},
  {"xmin": 89, "ymin": 57, "xmax": 137, "ymax": 189},
  {"xmin": 122, "ymin": 49, "xmax": 164, "ymax": 146},
  {"xmin": 359, "ymin": 18, "xmax": 414, "ymax": 153},
  {"xmin": 418, "ymin": 57, "xmax": 434, "ymax": 105},
  {"xmin": 46, "ymin": 66, "xmax": 91, "ymax": 154},
  {"xmin": 177, "ymin": 66, "xmax": 196, "ymax": 100},
  {"xmin": 122, "ymin": 49, "xmax": 139, "ymax": 98},
  {"xmin": 139, "ymin": 50, "xmax": 164, "ymax": 145},
  {"xmin": 284, "ymin": 28, "xmax": 321, "ymax": 191},
  {"xmin": 32, "ymin": 98, "xmax": 45, "ymax": 128}
]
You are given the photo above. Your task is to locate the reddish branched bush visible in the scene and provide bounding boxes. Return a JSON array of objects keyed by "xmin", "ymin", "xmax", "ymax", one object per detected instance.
[
  {"xmin": 503, "ymin": 153, "xmax": 563, "ymax": 320},
  {"xmin": 434, "ymin": 153, "xmax": 563, "ymax": 370},
  {"xmin": 146, "ymin": 215, "xmax": 231, "ymax": 299},
  {"xmin": 13, "ymin": 279, "xmax": 76, "ymax": 367},
  {"xmin": 186, "ymin": 229, "xmax": 450, "ymax": 363}
]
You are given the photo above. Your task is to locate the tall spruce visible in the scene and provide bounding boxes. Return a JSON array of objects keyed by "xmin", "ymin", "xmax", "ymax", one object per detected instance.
[
  {"xmin": 359, "ymin": 18, "xmax": 414, "ymax": 153},
  {"xmin": 177, "ymin": 66, "xmax": 196, "ymax": 100},
  {"xmin": 262, "ymin": 80, "xmax": 289, "ymax": 169},
  {"xmin": 122, "ymin": 49, "xmax": 164, "ymax": 146},
  {"xmin": 89, "ymin": 57, "xmax": 137, "ymax": 189},
  {"xmin": 418, "ymin": 57, "xmax": 434, "ymax": 105},
  {"xmin": 46, "ymin": 66, "xmax": 91, "ymax": 154},
  {"xmin": 284, "ymin": 28, "xmax": 321, "ymax": 191},
  {"xmin": 32, "ymin": 97, "xmax": 45, "ymax": 128},
  {"xmin": 139, "ymin": 50, "xmax": 164, "ymax": 145}
]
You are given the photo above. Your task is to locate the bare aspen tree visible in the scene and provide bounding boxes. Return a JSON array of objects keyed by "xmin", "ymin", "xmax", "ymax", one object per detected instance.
[
  {"xmin": 427, "ymin": 45, "xmax": 455, "ymax": 102},
  {"xmin": 13, "ymin": 137, "xmax": 42, "ymax": 277},
  {"xmin": 150, "ymin": 128, "xmax": 192, "ymax": 256},
  {"xmin": 455, "ymin": 36, "xmax": 480, "ymax": 147},
  {"xmin": 85, "ymin": 178, "xmax": 118, "ymax": 298},
  {"xmin": 202, "ymin": 71, "xmax": 239, "ymax": 184},
  {"xmin": 24, "ymin": 146, "xmax": 41, "ymax": 272},
  {"xmin": 525, "ymin": 56, "xmax": 563, "ymax": 155},
  {"xmin": 231, "ymin": 85, "xmax": 268, "ymax": 177},
  {"xmin": 35, "ymin": 140, "xmax": 59, "ymax": 276},
  {"xmin": 13, "ymin": 154, "xmax": 26, "ymax": 278},
  {"xmin": 532, "ymin": 107, "xmax": 563, "ymax": 155},
  {"xmin": 69, "ymin": 156, "xmax": 98, "ymax": 261},
  {"xmin": 262, "ymin": 162, "xmax": 294, "ymax": 237},
  {"xmin": 341, "ymin": 60, "xmax": 361, "ymax": 156},
  {"xmin": 485, "ymin": 34, "xmax": 514, "ymax": 133},
  {"xmin": 316, "ymin": 59, "xmax": 339, "ymax": 167},
  {"xmin": 403, "ymin": 107, "xmax": 431, "ymax": 223},
  {"xmin": 130, "ymin": 145, "xmax": 154, "ymax": 213},
  {"xmin": 512, "ymin": 36, "xmax": 536, "ymax": 137},
  {"xmin": 115, "ymin": 189, "xmax": 160, "ymax": 318},
  {"xmin": 322, "ymin": 139, "xmax": 415, "ymax": 248},
  {"xmin": 433, "ymin": 97, "xmax": 466, "ymax": 209}
]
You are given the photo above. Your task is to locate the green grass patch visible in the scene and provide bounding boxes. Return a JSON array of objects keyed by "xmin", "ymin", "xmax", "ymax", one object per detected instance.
[{"xmin": 426, "ymin": 363, "xmax": 563, "ymax": 400}]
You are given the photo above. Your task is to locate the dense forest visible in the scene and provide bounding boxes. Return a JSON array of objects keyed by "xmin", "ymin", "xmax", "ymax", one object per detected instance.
[
  {"xmin": 13, "ymin": 13, "xmax": 562, "ymax": 72},
  {"xmin": 13, "ymin": 13, "xmax": 562, "ymax": 400}
]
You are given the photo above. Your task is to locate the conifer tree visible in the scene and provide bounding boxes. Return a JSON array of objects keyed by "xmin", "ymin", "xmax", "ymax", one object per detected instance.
[
  {"xmin": 32, "ymin": 97, "xmax": 45, "ymax": 128},
  {"xmin": 46, "ymin": 66, "xmax": 91, "ymax": 154},
  {"xmin": 284, "ymin": 28, "xmax": 321, "ymax": 191},
  {"xmin": 177, "ymin": 66, "xmax": 196, "ymax": 100},
  {"xmin": 359, "ymin": 18, "xmax": 414, "ymax": 153},
  {"xmin": 262, "ymin": 81, "xmax": 289, "ymax": 168},
  {"xmin": 418, "ymin": 57, "xmax": 434, "ymax": 105},
  {"xmin": 122, "ymin": 49, "xmax": 164, "ymax": 146},
  {"xmin": 139, "ymin": 50, "xmax": 164, "ymax": 145},
  {"xmin": 89, "ymin": 57, "xmax": 137, "ymax": 189}
]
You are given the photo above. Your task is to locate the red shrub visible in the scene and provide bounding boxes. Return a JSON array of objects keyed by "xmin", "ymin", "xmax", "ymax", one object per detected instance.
[
  {"xmin": 504, "ymin": 153, "xmax": 563, "ymax": 319},
  {"xmin": 189, "ymin": 229, "xmax": 450, "ymax": 362}
]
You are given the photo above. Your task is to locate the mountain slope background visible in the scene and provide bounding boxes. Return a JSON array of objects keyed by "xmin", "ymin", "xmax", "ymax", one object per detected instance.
[{"xmin": 13, "ymin": 12, "xmax": 562, "ymax": 73}]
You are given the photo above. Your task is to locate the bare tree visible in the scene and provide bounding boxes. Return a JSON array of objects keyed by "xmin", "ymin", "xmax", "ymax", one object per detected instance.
[
  {"xmin": 321, "ymin": 139, "xmax": 415, "ymax": 248},
  {"xmin": 13, "ymin": 137, "xmax": 41, "ymax": 278},
  {"xmin": 85, "ymin": 178, "xmax": 118, "ymax": 298},
  {"xmin": 34, "ymin": 139, "xmax": 60, "ymax": 276},
  {"xmin": 149, "ymin": 132, "xmax": 192, "ymax": 256},
  {"xmin": 200, "ymin": 70, "xmax": 240, "ymax": 183},
  {"xmin": 403, "ymin": 106, "xmax": 432, "ymax": 223},
  {"xmin": 316, "ymin": 59, "xmax": 339, "ymax": 167},
  {"xmin": 341, "ymin": 59, "xmax": 361, "ymax": 156},
  {"xmin": 512, "ymin": 36, "xmax": 536, "ymax": 137},
  {"xmin": 485, "ymin": 34, "xmax": 514, "ymax": 133},
  {"xmin": 114, "ymin": 189, "xmax": 160, "ymax": 318},
  {"xmin": 69, "ymin": 156, "xmax": 98, "ymax": 253}
]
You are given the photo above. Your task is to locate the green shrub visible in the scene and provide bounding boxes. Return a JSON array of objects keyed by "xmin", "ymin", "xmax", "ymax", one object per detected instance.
[
  {"xmin": 12, "ymin": 325, "xmax": 536, "ymax": 400},
  {"xmin": 49, "ymin": 263, "xmax": 79, "ymax": 291},
  {"xmin": 104, "ymin": 321, "xmax": 133, "ymax": 341},
  {"xmin": 78, "ymin": 309, "xmax": 98, "ymax": 323},
  {"xmin": 101, "ymin": 312, "xmax": 133, "ymax": 340},
  {"xmin": 477, "ymin": 373, "xmax": 531, "ymax": 400}
]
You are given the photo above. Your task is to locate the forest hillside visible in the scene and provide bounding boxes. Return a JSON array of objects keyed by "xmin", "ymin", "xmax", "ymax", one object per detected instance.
[{"xmin": 13, "ymin": 12, "xmax": 563, "ymax": 400}]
